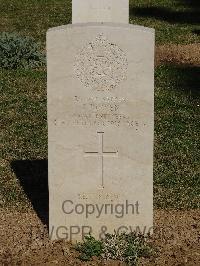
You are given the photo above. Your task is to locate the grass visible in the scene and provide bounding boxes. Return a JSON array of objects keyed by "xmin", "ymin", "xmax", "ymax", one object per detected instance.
[
  {"xmin": 130, "ymin": 0, "xmax": 200, "ymax": 44},
  {"xmin": 0, "ymin": 0, "xmax": 71, "ymax": 44},
  {"xmin": 0, "ymin": 1, "xmax": 199, "ymax": 211},
  {"xmin": 0, "ymin": 64, "xmax": 199, "ymax": 210},
  {"xmin": 0, "ymin": 0, "xmax": 199, "ymax": 45},
  {"xmin": 154, "ymin": 65, "xmax": 200, "ymax": 209},
  {"xmin": 0, "ymin": 68, "xmax": 47, "ymax": 207}
]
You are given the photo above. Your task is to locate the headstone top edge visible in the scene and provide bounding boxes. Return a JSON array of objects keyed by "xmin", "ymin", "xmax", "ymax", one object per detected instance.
[{"xmin": 47, "ymin": 23, "xmax": 155, "ymax": 34}]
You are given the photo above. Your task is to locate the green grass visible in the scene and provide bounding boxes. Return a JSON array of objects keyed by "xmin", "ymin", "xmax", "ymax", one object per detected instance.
[
  {"xmin": 0, "ymin": 0, "xmax": 199, "ymax": 210},
  {"xmin": 0, "ymin": 0, "xmax": 71, "ymax": 44},
  {"xmin": 0, "ymin": 0, "xmax": 199, "ymax": 45},
  {"xmin": 154, "ymin": 65, "xmax": 200, "ymax": 209},
  {"xmin": 130, "ymin": 0, "xmax": 200, "ymax": 44},
  {"xmin": 0, "ymin": 65, "xmax": 199, "ymax": 210},
  {"xmin": 0, "ymin": 68, "xmax": 47, "ymax": 207}
]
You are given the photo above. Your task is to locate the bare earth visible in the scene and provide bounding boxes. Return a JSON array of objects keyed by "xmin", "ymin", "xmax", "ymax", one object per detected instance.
[{"xmin": 0, "ymin": 209, "xmax": 199, "ymax": 265}]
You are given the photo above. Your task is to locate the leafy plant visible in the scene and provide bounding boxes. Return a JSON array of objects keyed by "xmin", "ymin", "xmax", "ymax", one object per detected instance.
[
  {"xmin": 75, "ymin": 233, "xmax": 153, "ymax": 265},
  {"xmin": 75, "ymin": 235, "xmax": 104, "ymax": 261},
  {"xmin": 103, "ymin": 232, "xmax": 153, "ymax": 266},
  {"xmin": 0, "ymin": 32, "xmax": 45, "ymax": 69}
]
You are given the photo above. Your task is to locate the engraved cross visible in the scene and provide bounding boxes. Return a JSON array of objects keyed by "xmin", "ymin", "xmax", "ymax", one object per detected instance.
[{"xmin": 84, "ymin": 132, "xmax": 118, "ymax": 188}]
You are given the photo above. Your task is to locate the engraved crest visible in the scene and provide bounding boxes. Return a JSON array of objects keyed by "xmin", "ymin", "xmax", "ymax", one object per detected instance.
[{"xmin": 74, "ymin": 34, "xmax": 128, "ymax": 91}]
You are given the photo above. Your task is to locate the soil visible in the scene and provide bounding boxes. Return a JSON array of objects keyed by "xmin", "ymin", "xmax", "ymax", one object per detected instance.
[
  {"xmin": 140, "ymin": 210, "xmax": 200, "ymax": 266},
  {"xmin": 155, "ymin": 44, "xmax": 200, "ymax": 66},
  {"xmin": 0, "ymin": 209, "xmax": 199, "ymax": 265}
]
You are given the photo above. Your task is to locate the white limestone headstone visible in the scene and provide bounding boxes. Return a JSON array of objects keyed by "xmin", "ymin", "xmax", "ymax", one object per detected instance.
[
  {"xmin": 47, "ymin": 1, "xmax": 154, "ymax": 242},
  {"xmin": 72, "ymin": 0, "xmax": 129, "ymax": 24}
]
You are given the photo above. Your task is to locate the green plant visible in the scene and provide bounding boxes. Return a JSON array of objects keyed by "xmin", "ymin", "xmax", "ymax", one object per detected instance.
[
  {"xmin": 0, "ymin": 32, "xmax": 45, "ymax": 69},
  {"xmin": 102, "ymin": 233, "xmax": 153, "ymax": 266},
  {"xmin": 75, "ymin": 233, "xmax": 153, "ymax": 265},
  {"xmin": 75, "ymin": 235, "xmax": 104, "ymax": 261}
]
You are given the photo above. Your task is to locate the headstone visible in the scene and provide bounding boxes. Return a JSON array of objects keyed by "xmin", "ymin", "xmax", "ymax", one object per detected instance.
[
  {"xmin": 72, "ymin": 0, "xmax": 129, "ymax": 24},
  {"xmin": 47, "ymin": 1, "xmax": 154, "ymax": 242}
]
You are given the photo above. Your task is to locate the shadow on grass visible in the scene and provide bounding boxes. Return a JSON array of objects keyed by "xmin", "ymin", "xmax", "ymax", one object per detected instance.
[
  {"xmin": 156, "ymin": 65, "xmax": 200, "ymax": 97},
  {"xmin": 131, "ymin": 7, "xmax": 200, "ymax": 25},
  {"xmin": 11, "ymin": 159, "xmax": 48, "ymax": 226},
  {"xmin": 177, "ymin": 0, "xmax": 200, "ymax": 8},
  {"xmin": 193, "ymin": 29, "xmax": 200, "ymax": 35}
]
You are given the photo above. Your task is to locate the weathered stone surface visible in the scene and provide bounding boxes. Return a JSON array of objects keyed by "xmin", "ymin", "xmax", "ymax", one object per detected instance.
[
  {"xmin": 74, "ymin": 33, "xmax": 128, "ymax": 91},
  {"xmin": 72, "ymin": 0, "xmax": 129, "ymax": 24},
  {"xmin": 47, "ymin": 23, "xmax": 154, "ymax": 241}
]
